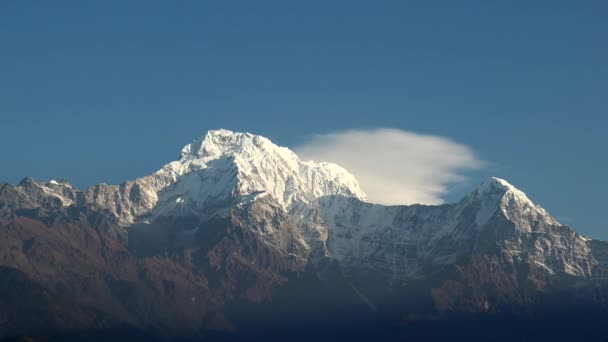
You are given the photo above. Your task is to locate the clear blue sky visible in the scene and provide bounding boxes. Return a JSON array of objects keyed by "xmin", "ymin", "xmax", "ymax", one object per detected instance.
[{"xmin": 1, "ymin": 1, "xmax": 606, "ymax": 238}]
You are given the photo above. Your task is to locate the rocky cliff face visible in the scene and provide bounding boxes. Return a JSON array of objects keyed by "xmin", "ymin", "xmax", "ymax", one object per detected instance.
[{"xmin": 0, "ymin": 129, "xmax": 607, "ymax": 339}]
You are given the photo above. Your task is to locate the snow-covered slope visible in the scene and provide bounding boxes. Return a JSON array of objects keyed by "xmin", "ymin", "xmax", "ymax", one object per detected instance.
[
  {"xmin": 5, "ymin": 129, "xmax": 608, "ymax": 335},
  {"xmin": 78, "ymin": 129, "xmax": 603, "ymax": 281},
  {"xmin": 464, "ymin": 177, "xmax": 560, "ymax": 229},
  {"xmin": 85, "ymin": 129, "xmax": 366, "ymax": 224},
  {"xmin": 316, "ymin": 177, "xmax": 596, "ymax": 279}
]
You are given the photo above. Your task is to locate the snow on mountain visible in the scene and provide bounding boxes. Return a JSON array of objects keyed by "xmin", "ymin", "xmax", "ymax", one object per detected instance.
[
  {"xmin": 172, "ymin": 129, "xmax": 366, "ymax": 207},
  {"xmin": 8, "ymin": 178, "xmax": 78, "ymax": 208},
  {"xmin": 85, "ymin": 129, "xmax": 366, "ymax": 224},
  {"xmin": 2, "ymin": 129, "xmax": 604, "ymax": 282},
  {"xmin": 314, "ymin": 177, "xmax": 595, "ymax": 279},
  {"xmin": 466, "ymin": 177, "xmax": 560, "ymax": 229},
  {"xmin": 79, "ymin": 129, "xmax": 601, "ymax": 280}
]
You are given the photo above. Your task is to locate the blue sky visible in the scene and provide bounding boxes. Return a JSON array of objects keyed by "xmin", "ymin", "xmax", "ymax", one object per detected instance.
[{"xmin": 0, "ymin": 1, "xmax": 606, "ymax": 238}]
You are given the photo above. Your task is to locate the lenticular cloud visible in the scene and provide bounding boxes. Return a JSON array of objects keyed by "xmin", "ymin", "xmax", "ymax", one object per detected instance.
[{"xmin": 294, "ymin": 128, "xmax": 484, "ymax": 205}]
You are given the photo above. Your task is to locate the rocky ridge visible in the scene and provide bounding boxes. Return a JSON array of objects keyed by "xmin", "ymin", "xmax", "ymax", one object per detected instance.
[{"xmin": 0, "ymin": 129, "xmax": 607, "ymax": 339}]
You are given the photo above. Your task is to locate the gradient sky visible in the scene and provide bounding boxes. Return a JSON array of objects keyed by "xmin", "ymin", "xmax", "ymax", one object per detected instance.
[{"xmin": 1, "ymin": 1, "xmax": 606, "ymax": 238}]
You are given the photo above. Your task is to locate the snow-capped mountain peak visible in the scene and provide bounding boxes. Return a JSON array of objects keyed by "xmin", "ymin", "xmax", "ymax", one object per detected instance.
[
  {"xmin": 87, "ymin": 129, "xmax": 367, "ymax": 224},
  {"xmin": 180, "ymin": 129, "xmax": 274, "ymax": 160},
  {"xmin": 477, "ymin": 177, "xmax": 515, "ymax": 192},
  {"xmin": 469, "ymin": 177, "xmax": 559, "ymax": 230},
  {"xmin": 171, "ymin": 129, "xmax": 366, "ymax": 206},
  {"xmin": 6, "ymin": 131, "xmax": 602, "ymax": 285}
]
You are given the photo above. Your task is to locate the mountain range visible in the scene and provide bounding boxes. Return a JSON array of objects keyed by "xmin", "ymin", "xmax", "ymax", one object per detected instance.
[{"xmin": 1, "ymin": 129, "xmax": 607, "ymax": 340}]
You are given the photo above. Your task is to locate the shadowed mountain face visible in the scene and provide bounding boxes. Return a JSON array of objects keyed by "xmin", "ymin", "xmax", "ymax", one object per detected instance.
[{"xmin": 1, "ymin": 130, "xmax": 608, "ymax": 340}]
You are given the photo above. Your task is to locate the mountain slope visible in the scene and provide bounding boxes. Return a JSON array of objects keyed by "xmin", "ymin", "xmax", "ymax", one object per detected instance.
[
  {"xmin": 0, "ymin": 129, "xmax": 607, "ymax": 339},
  {"xmin": 84, "ymin": 129, "xmax": 366, "ymax": 225}
]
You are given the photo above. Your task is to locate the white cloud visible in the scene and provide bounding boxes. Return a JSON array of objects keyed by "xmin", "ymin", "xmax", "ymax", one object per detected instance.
[{"xmin": 294, "ymin": 128, "xmax": 483, "ymax": 205}]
